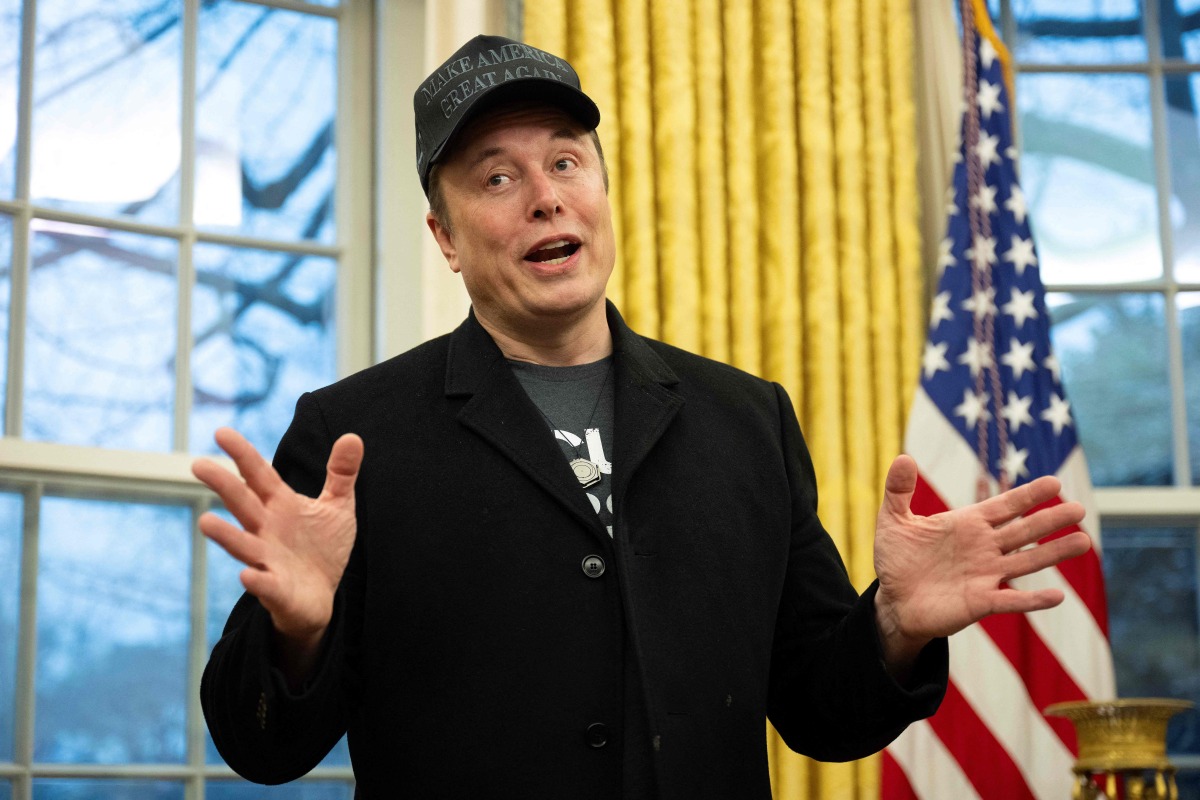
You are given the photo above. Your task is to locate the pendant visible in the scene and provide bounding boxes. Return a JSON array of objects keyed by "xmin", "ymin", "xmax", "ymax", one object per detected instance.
[{"xmin": 570, "ymin": 458, "xmax": 602, "ymax": 488}]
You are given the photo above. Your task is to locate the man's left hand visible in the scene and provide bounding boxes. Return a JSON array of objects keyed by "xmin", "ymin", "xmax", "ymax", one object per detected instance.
[{"xmin": 871, "ymin": 454, "xmax": 1091, "ymax": 673}]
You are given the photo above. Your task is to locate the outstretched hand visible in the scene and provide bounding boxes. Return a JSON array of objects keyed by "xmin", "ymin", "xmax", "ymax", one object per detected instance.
[
  {"xmin": 192, "ymin": 427, "xmax": 364, "ymax": 654},
  {"xmin": 872, "ymin": 454, "xmax": 1091, "ymax": 669}
]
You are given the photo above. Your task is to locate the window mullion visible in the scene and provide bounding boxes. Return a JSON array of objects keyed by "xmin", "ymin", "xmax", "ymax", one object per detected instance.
[
  {"xmin": 186, "ymin": 498, "xmax": 210, "ymax": 800},
  {"xmin": 13, "ymin": 481, "xmax": 41, "ymax": 800},
  {"xmin": 5, "ymin": 0, "xmax": 37, "ymax": 441},
  {"xmin": 176, "ymin": 0, "xmax": 200, "ymax": 456}
]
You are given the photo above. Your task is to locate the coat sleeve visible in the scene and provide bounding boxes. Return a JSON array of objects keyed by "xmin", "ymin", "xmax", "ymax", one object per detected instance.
[
  {"xmin": 765, "ymin": 383, "xmax": 948, "ymax": 761},
  {"xmin": 200, "ymin": 392, "xmax": 363, "ymax": 784}
]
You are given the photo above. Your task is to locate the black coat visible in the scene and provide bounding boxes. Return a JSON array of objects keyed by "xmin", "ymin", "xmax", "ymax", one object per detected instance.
[{"xmin": 201, "ymin": 303, "xmax": 946, "ymax": 798}]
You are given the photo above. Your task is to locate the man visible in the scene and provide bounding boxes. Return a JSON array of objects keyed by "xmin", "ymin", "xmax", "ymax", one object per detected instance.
[{"xmin": 196, "ymin": 35, "xmax": 1089, "ymax": 798}]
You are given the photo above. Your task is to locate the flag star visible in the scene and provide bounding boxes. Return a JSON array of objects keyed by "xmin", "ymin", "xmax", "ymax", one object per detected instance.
[
  {"xmin": 958, "ymin": 337, "xmax": 995, "ymax": 377},
  {"xmin": 968, "ymin": 235, "xmax": 998, "ymax": 269},
  {"xmin": 1005, "ymin": 185, "xmax": 1028, "ymax": 225},
  {"xmin": 922, "ymin": 341, "xmax": 952, "ymax": 379},
  {"xmin": 1043, "ymin": 353, "xmax": 1062, "ymax": 383},
  {"xmin": 977, "ymin": 79, "xmax": 1004, "ymax": 119},
  {"xmin": 962, "ymin": 286, "xmax": 998, "ymax": 320},
  {"xmin": 1041, "ymin": 392, "xmax": 1073, "ymax": 435},
  {"xmin": 1003, "ymin": 234, "xmax": 1038, "ymax": 276},
  {"xmin": 1001, "ymin": 390, "xmax": 1034, "ymax": 434},
  {"xmin": 1001, "ymin": 288, "xmax": 1039, "ymax": 328},
  {"xmin": 938, "ymin": 237, "xmax": 957, "ymax": 270},
  {"xmin": 1001, "ymin": 337, "xmax": 1037, "ymax": 379},
  {"xmin": 999, "ymin": 442, "xmax": 1030, "ymax": 481},
  {"xmin": 954, "ymin": 388, "xmax": 992, "ymax": 429},
  {"xmin": 929, "ymin": 290, "xmax": 955, "ymax": 328},
  {"xmin": 980, "ymin": 36, "xmax": 998, "ymax": 69},
  {"xmin": 971, "ymin": 183, "xmax": 999, "ymax": 216},
  {"xmin": 1006, "ymin": 145, "xmax": 1020, "ymax": 161},
  {"xmin": 974, "ymin": 132, "xmax": 1001, "ymax": 169}
]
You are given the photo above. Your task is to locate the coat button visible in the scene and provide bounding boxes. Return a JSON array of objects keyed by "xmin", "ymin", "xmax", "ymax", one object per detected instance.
[
  {"xmin": 581, "ymin": 555, "xmax": 605, "ymax": 578},
  {"xmin": 586, "ymin": 722, "xmax": 609, "ymax": 748}
]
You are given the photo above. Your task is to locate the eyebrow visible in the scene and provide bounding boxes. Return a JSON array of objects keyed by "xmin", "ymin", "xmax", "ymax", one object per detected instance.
[{"xmin": 465, "ymin": 127, "xmax": 585, "ymax": 170}]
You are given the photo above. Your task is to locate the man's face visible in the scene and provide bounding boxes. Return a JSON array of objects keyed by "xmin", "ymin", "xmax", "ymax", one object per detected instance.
[{"xmin": 426, "ymin": 104, "xmax": 616, "ymax": 336}]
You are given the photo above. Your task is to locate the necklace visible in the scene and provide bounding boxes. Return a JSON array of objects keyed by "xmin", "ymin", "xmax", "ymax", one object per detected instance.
[{"xmin": 530, "ymin": 361, "xmax": 612, "ymax": 489}]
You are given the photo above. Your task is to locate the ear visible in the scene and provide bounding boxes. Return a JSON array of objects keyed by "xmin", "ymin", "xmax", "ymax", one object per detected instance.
[{"xmin": 426, "ymin": 211, "xmax": 460, "ymax": 274}]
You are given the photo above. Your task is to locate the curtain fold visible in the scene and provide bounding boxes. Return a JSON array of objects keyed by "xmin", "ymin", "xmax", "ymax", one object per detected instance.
[{"xmin": 523, "ymin": 1, "xmax": 925, "ymax": 796}]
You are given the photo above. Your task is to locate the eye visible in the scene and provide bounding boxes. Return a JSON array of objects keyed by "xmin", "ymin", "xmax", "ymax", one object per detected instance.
[
  {"xmin": 554, "ymin": 158, "xmax": 573, "ymax": 171},
  {"xmin": 486, "ymin": 173, "xmax": 510, "ymax": 187}
]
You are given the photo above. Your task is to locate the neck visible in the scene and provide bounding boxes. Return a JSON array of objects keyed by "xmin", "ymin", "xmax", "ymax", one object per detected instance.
[{"xmin": 475, "ymin": 302, "xmax": 613, "ymax": 366}]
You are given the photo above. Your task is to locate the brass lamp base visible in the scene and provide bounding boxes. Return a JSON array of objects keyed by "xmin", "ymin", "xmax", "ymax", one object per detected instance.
[{"xmin": 1044, "ymin": 698, "xmax": 1194, "ymax": 800}]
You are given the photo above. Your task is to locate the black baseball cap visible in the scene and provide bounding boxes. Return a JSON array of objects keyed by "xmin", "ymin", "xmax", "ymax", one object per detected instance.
[{"xmin": 413, "ymin": 35, "xmax": 601, "ymax": 195}]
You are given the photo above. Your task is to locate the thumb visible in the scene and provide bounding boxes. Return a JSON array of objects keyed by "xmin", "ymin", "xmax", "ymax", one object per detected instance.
[
  {"xmin": 321, "ymin": 433, "xmax": 364, "ymax": 501},
  {"xmin": 882, "ymin": 454, "xmax": 919, "ymax": 517}
]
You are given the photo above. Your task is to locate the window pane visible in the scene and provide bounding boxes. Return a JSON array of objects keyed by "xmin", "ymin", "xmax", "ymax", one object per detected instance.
[
  {"xmin": 1048, "ymin": 292, "xmax": 1172, "ymax": 485},
  {"xmin": 1170, "ymin": 75, "xmax": 1200, "ymax": 282},
  {"xmin": 24, "ymin": 223, "xmax": 176, "ymax": 450},
  {"xmin": 206, "ymin": 781, "xmax": 354, "ymax": 800},
  {"xmin": 0, "ymin": 781, "xmax": 10, "ymax": 800},
  {"xmin": 196, "ymin": 2, "xmax": 337, "ymax": 244},
  {"xmin": 0, "ymin": 0, "xmax": 20, "ymax": 200},
  {"xmin": 1012, "ymin": 0, "xmax": 1147, "ymax": 63},
  {"xmin": 30, "ymin": 1, "xmax": 180, "ymax": 226},
  {"xmin": 35, "ymin": 497, "xmax": 190, "ymax": 764},
  {"xmin": 1160, "ymin": 0, "xmax": 1200, "ymax": 61},
  {"xmin": 0, "ymin": 214, "xmax": 11, "ymax": 433},
  {"xmin": 1102, "ymin": 526, "xmax": 1200, "ymax": 760},
  {"xmin": 190, "ymin": 244, "xmax": 335, "ymax": 458},
  {"xmin": 1184, "ymin": 292, "xmax": 1200, "ymax": 484},
  {"xmin": 0, "ymin": 491, "xmax": 22, "ymax": 762},
  {"xmin": 1018, "ymin": 74, "xmax": 1161, "ymax": 284},
  {"xmin": 32, "ymin": 780, "xmax": 183, "ymax": 800}
]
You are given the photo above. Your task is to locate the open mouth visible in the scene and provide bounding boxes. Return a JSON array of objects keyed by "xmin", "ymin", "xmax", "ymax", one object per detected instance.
[{"xmin": 525, "ymin": 239, "xmax": 581, "ymax": 266}]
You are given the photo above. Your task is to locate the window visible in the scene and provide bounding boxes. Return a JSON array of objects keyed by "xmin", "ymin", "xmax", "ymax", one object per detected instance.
[
  {"xmin": 989, "ymin": 0, "xmax": 1200, "ymax": 792},
  {"xmin": 0, "ymin": 0, "xmax": 373, "ymax": 795}
]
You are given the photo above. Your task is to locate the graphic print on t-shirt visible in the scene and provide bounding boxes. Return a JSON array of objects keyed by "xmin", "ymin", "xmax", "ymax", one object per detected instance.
[
  {"xmin": 551, "ymin": 425, "xmax": 613, "ymax": 536},
  {"xmin": 510, "ymin": 357, "xmax": 615, "ymax": 537}
]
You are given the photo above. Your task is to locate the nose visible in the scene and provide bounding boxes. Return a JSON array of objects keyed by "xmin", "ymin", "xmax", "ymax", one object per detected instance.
[{"xmin": 527, "ymin": 171, "xmax": 563, "ymax": 220}]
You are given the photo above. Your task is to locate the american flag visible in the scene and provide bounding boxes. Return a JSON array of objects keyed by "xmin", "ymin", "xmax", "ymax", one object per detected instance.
[{"xmin": 880, "ymin": 2, "xmax": 1116, "ymax": 798}]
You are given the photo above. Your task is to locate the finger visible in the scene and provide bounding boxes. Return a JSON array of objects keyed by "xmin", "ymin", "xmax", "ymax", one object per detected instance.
[
  {"xmin": 881, "ymin": 454, "xmax": 919, "ymax": 517},
  {"xmin": 197, "ymin": 511, "xmax": 268, "ymax": 568},
  {"xmin": 192, "ymin": 457, "xmax": 266, "ymax": 532},
  {"xmin": 240, "ymin": 565, "xmax": 278, "ymax": 602},
  {"xmin": 320, "ymin": 433, "xmax": 364, "ymax": 502},
  {"xmin": 1003, "ymin": 530, "xmax": 1092, "ymax": 581},
  {"xmin": 995, "ymin": 500, "xmax": 1086, "ymax": 553},
  {"xmin": 213, "ymin": 427, "xmax": 286, "ymax": 500},
  {"xmin": 985, "ymin": 586, "xmax": 1066, "ymax": 616},
  {"xmin": 975, "ymin": 475, "xmax": 1062, "ymax": 526}
]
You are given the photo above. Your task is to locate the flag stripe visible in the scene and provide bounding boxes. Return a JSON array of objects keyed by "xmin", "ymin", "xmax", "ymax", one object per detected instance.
[
  {"xmin": 885, "ymin": 720, "xmax": 983, "ymax": 800},
  {"xmin": 976, "ymin": 611, "xmax": 1083, "ymax": 751},
  {"xmin": 927, "ymin": 681, "xmax": 1036, "ymax": 800},
  {"xmin": 880, "ymin": 750, "xmax": 920, "ymax": 800},
  {"xmin": 949, "ymin": 624, "xmax": 1076, "ymax": 800}
]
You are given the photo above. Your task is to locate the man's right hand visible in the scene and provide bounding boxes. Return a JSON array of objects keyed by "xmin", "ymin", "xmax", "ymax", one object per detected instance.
[{"xmin": 192, "ymin": 427, "xmax": 364, "ymax": 682}]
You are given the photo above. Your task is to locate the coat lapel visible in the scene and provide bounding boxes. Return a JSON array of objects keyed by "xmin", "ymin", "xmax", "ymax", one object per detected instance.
[
  {"xmin": 444, "ymin": 304, "xmax": 684, "ymax": 540},
  {"xmin": 605, "ymin": 303, "xmax": 684, "ymax": 509},
  {"xmin": 446, "ymin": 311, "xmax": 606, "ymax": 537}
]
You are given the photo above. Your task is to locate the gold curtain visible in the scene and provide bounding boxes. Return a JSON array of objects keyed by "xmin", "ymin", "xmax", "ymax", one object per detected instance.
[{"xmin": 524, "ymin": 1, "xmax": 924, "ymax": 797}]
